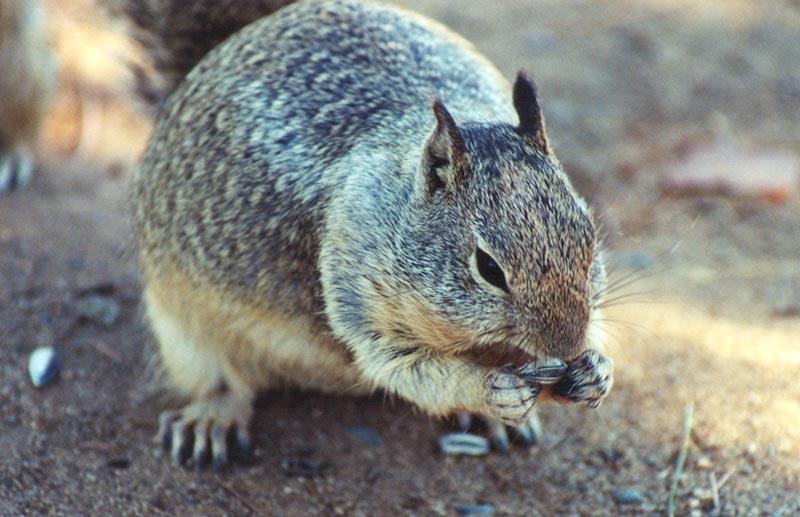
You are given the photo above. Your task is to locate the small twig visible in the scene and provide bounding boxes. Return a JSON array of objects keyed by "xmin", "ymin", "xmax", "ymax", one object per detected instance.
[
  {"xmin": 709, "ymin": 471, "xmax": 720, "ymax": 516},
  {"xmin": 78, "ymin": 440, "xmax": 114, "ymax": 452},
  {"xmin": 89, "ymin": 339, "xmax": 123, "ymax": 363},
  {"xmin": 667, "ymin": 403, "xmax": 694, "ymax": 517},
  {"xmin": 215, "ymin": 477, "xmax": 262, "ymax": 516},
  {"xmin": 716, "ymin": 464, "xmax": 736, "ymax": 489}
]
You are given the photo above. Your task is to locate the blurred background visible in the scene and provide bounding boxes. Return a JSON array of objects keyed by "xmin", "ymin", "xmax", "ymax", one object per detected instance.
[{"xmin": 1, "ymin": 0, "xmax": 798, "ymax": 514}]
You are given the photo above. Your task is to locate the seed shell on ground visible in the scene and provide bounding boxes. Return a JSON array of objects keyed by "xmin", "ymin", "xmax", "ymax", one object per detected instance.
[
  {"xmin": 439, "ymin": 433, "xmax": 491, "ymax": 456},
  {"xmin": 611, "ymin": 488, "xmax": 645, "ymax": 505}
]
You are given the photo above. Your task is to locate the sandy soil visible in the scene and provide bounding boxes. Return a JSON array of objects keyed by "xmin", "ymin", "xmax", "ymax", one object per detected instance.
[{"xmin": 1, "ymin": 0, "xmax": 799, "ymax": 515}]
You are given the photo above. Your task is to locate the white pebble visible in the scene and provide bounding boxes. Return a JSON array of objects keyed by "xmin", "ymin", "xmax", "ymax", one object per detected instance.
[{"xmin": 28, "ymin": 346, "xmax": 60, "ymax": 388}]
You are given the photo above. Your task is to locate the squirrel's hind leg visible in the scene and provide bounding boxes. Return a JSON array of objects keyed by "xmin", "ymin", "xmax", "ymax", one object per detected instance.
[{"xmin": 142, "ymin": 270, "xmax": 261, "ymax": 470}]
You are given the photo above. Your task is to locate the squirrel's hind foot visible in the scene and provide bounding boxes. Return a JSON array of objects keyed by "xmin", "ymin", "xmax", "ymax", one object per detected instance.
[
  {"xmin": 0, "ymin": 150, "xmax": 33, "ymax": 195},
  {"xmin": 156, "ymin": 393, "xmax": 254, "ymax": 471},
  {"xmin": 454, "ymin": 411, "xmax": 543, "ymax": 453}
]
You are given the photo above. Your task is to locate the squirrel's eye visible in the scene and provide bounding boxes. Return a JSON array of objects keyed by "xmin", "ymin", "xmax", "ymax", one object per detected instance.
[{"xmin": 475, "ymin": 247, "xmax": 509, "ymax": 293}]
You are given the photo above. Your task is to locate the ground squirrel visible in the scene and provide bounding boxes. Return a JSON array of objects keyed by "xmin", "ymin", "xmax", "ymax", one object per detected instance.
[
  {"xmin": 0, "ymin": 0, "xmax": 56, "ymax": 194},
  {"xmin": 131, "ymin": 0, "xmax": 613, "ymax": 469}
]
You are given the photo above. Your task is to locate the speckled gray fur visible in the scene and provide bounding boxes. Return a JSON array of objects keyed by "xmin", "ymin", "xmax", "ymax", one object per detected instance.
[{"xmin": 132, "ymin": 0, "xmax": 609, "ymax": 437}]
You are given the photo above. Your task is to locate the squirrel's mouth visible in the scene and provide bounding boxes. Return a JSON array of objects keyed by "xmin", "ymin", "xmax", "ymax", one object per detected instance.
[{"xmin": 460, "ymin": 342, "xmax": 536, "ymax": 370}]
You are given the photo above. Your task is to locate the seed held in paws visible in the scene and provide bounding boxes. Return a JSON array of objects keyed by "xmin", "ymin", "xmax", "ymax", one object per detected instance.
[{"xmin": 518, "ymin": 357, "xmax": 568, "ymax": 385}]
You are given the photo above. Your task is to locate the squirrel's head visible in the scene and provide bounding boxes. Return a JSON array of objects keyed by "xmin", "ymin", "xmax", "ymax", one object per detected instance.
[{"xmin": 385, "ymin": 72, "xmax": 605, "ymax": 364}]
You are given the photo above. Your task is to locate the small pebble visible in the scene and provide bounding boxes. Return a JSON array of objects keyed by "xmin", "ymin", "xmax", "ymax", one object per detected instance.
[
  {"xmin": 454, "ymin": 504, "xmax": 494, "ymax": 516},
  {"xmin": 346, "ymin": 425, "xmax": 383, "ymax": 448},
  {"xmin": 364, "ymin": 465, "xmax": 381, "ymax": 484},
  {"xmin": 106, "ymin": 458, "xmax": 131, "ymax": 470},
  {"xmin": 40, "ymin": 312, "xmax": 54, "ymax": 327},
  {"xmin": 691, "ymin": 488, "xmax": 714, "ymax": 502},
  {"xmin": 611, "ymin": 488, "xmax": 645, "ymax": 505},
  {"xmin": 643, "ymin": 453, "xmax": 660, "ymax": 467},
  {"xmin": 280, "ymin": 458, "xmax": 320, "ymax": 477},
  {"xmin": 28, "ymin": 346, "xmax": 61, "ymax": 388},
  {"xmin": 75, "ymin": 295, "xmax": 120, "ymax": 327},
  {"xmin": 695, "ymin": 455, "xmax": 713, "ymax": 469},
  {"xmin": 439, "ymin": 433, "xmax": 490, "ymax": 456},
  {"xmin": 599, "ymin": 447, "xmax": 625, "ymax": 465}
]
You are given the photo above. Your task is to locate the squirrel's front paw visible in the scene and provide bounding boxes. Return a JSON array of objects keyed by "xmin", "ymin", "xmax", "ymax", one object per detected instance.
[
  {"xmin": 484, "ymin": 368, "xmax": 541, "ymax": 426},
  {"xmin": 552, "ymin": 350, "xmax": 613, "ymax": 408}
]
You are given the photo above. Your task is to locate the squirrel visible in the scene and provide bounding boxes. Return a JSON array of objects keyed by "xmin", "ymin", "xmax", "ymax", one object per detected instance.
[
  {"xmin": 0, "ymin": 0, "xmax": 56, "ymax": 194},
  {"xmin": 130, "ymin": 0, "xmax": 614, "ymax": 469}
]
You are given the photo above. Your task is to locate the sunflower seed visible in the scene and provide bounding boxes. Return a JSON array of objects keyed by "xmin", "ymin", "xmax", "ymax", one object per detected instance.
[
  {"xmin": 439, "ymin": 433, "xmax": 490, "ymax": 456},
  {"xmin": 519, "ymin": 357, "xmax": 567, "ymax": 384}
]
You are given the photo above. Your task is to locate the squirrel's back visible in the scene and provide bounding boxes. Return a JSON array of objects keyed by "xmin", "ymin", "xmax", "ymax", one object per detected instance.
[{"xmin": 134, "ymin": 0, "xmax": 513, "ymax": 304}]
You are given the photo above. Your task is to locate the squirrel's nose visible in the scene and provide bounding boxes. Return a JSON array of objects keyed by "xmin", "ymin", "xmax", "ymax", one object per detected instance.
[{"xmin": 537, "ymin": 293, "xmax": 590, "ymax": 360}]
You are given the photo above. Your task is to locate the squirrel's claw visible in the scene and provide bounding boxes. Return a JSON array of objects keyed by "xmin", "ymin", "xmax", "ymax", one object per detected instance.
[
  {"xmin": 513, "ymin": 411, "xmax": 543, "ymax": 448},
  {"xmin": 191, "ymin": 420, "xmax": 211, "ymax": 468},
  {"xmin": 154, "ymin": 394, "xmax": 254, "ymax": 470},
  {"xmin": 456, "ymin": 411, "xmax": 473, "ymax": 432},
  {"xmin": 453, "ymin": 411, "xmax": 542, "ymax": 452},
  {"xmin": 486, "ymin": 419, "xmax": 511, "ymax": 453},
  {"xmin": 156, "ymin": 410, "xmax": 190, "ymax": 465}
]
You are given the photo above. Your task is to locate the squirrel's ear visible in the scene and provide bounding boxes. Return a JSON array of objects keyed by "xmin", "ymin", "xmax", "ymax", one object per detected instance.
[
  {"xmin": 513, "ymin": 70, "xmax": 551, "ymax": 155},
  {"xmin": 420, "ymin": 98, "xmax": 468, "ymax": 195}
]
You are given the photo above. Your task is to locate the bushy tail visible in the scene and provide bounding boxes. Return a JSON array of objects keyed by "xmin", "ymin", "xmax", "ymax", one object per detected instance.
[{"xmin": 119, "ymin": 0, "xmax": 295, "ymax": 102}]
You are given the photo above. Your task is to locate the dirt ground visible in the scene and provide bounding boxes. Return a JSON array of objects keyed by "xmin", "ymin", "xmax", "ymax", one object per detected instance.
[{"xmin": 1, "ymin": 0, "xmax": 799, "ymax": 515}]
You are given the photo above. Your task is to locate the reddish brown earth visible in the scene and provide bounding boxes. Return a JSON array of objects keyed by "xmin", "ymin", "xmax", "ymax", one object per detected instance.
[{"xmin": 2, "ymin": 1, "xmax": 799, "ymax": 515}]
